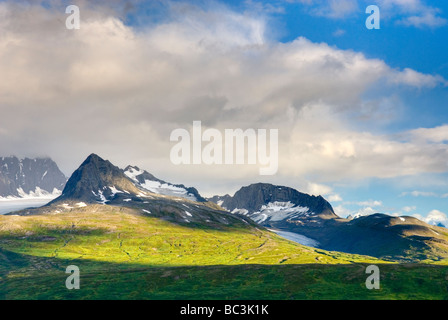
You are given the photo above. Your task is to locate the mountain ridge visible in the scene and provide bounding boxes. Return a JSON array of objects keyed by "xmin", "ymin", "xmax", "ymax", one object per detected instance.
[
  {"xmin": 209, "ymin": 183, "xmax": 448, "ymax": 262},
  {"xmin": 4, "ymin": 153, "xmax": 448, "ymax": 262},
  {"xmin": 0, "ymin": 156, "xmax": 66, "ymax": 199},
  {"xmin": 209, "ymin": 182, "xmax": 337, "ymax": 223},
  {"xmin": 20, "ymin": 154, "xmax": 254, "ymax": 229}
]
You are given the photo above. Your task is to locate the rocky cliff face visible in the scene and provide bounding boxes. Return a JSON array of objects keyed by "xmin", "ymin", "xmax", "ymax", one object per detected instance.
[
  {"xmin": 55, "ymin": 153, "xmax": 142, "ymax": 203},
  {"xmin": 210, "ymin": 183, "xmax": 337, "ymax": 221},
  {"xmin": 210, "ymin": 183, "xmax": 448, "ymax": 262},
  {"xmin": 0, "ymin": 156, "xmax": 66, "ymax": 198}
]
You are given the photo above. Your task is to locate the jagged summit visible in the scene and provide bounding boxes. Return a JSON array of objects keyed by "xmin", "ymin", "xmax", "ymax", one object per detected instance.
[
  {"xmin": 208, "ymin": 183, "xmax": 448, "ymax": 261},
  {"xmin": 52, "ymin": 154, "xmax": 206, "ymax": 205},
  {"xmin": 0, "ymin": 156, "xmax": 66, "ymax": 198},
  {"xmin": 54, "ymin": 154, "xmax": 141, "ymax": 203},
  {"xmin": 123, "ymin": 165, "xmax": 206, "ymax": 202},
  {"xmin": 209, "ymin": 182, "xmax": 337, "ymax": 223},
  {"xmin": 30, "ymin": 154, "xmax": 252, "ymax": 229}
]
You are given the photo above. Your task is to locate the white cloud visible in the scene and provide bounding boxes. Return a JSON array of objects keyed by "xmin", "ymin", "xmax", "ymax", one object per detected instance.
[
  {"xmin": 356, "ymin": 200, "xmax": 383, "ymax": 207},
  {"xmin": 0, "ymin": 1, "xmax": 447, "ymax": 194},
  {"xmin": 402, "ymin": 205, "xmax": 417, "ymax": 212},
  {"xmin": 282, "ymin": 108, "xmax": 448, "ymax": 181},
  {"xmin": 389, "ymin": 68, "xmax": 448, "ymax": 88},
  {"xmin": 410, "ymin": 125, "xmax": 448, "ymax": 143},
  {"xmin": 290, "ymin": 0, "xmax": 447, "ymax": 28},
  {"xmin": 377, "ymin": 0, "xmax": 447, "ymax": 28},
  {"xmin": 332, "ymin": 29, "xmax": 346, "ymax": 37},
  {"xmin": 304, "ymin": 182, "xmax": 334, "ymax": 196},
  {"xmin": 400, "ymin": 191, "xmax": 439, "ymax": 197},
  {"xmin": 399, "ymin": 12, "xmax": 447, "ymax": 28},
  {"xmin": 334, "ymin": 205, "xmax": 352, "ymax": 218},
  {"xmin": 328, "ymin": 194, "xmax": 343, "ymax": 202},
  {"xmin": 355, "ymin": 206, "xmax": 377, "ymax": 217},
  {"xmin": 414, "ymin": 210, "xmax": 448, "ymax": 227},
  {"xmin": 343, "ymin": 200, "xmax": 383, "ymax": 207},
  {"xmin": 313, "ymin": 0, "xmax": 359, "ymax": 18}
]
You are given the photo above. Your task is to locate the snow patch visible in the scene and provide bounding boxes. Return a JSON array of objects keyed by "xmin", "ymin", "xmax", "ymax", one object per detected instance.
[
  {"xmin": 251, "ymin": 202, "xmax": 311, "ymax": 223},
  {"xmin": 124, "ymin": 166, "xmax": 144, "ymax": 182},
  {"xmin": 96, "ymin": 190, "xmax": 107, "ymax": 204},
  {"xmin": 109, "ymin": 186, "xmax": 123, "ymax": 196},
  {"xmin": 138, "ymin": 179, "xmax": 198, "ymax": 201},
  {"xmin": 231, "ymin": 208, "xmax": 249, "ymax": 215},
  {"xmin": 60, "ymin": 203, "xmax": 74, "ymax": 209},
  {"xmin": 0, "ymin": 187, "xmax": 62, "ymax": 201}
]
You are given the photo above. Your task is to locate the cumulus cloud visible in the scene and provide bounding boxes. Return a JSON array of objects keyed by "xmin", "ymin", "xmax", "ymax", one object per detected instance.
[
  {"xmin": 0, "ymin": 0, "xmax": 447, "ymax": 196},
  {"xmin": 334, "ymin": 199, "xmax": 384, "ymax": 218},
  {"xmin": 379, "ymin": 0, "xmax": 448, "ymax": 28},
  {"xmin": 410, "ymin": 125, "xmax": 448, "ymax": 143},
  {"xmin": 402, "ymin": 205, "xmax": 417, "ymax": 213},
  {"xmin": 334, "ymin": 204, "xmax": 352, "ymax": 218},
  {"xmin": 281, "ymin": 104, "xmax": 448, "ymax": 181},
  {"xmin": 356, "ymin": 200, "xmax": 383, "ymax": 207},
  {"xmin": 287, "ymin": 0, "xmax": 447, "ymax": 28},
  {"xmin": 414, "ymin": 210, "xmax": 448, "ymax": 227},
  {"xmin": 328, "ymin": 194, "xmax": 343, "ymax": 202},
  {"xmin": 388, "ymin": 68, "xmax": 448, "ymax": 88},
  {"xmin": 400, "ymin": 191, "xmax": 439, "ymax": 197},
  {"xmin": 355, "ymin": 206, "xmax": 377, "ymax": 217},
  {"xmin": 399, "ymin": 11, "xmax": 447, "ymax": 28}
]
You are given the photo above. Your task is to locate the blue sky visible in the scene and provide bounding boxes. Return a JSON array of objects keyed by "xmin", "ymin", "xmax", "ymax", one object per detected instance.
[
  {"xmin": 119, "ymin": 0, "xmax": 448, "ymax": 222},
  {"xmin": 170, "ymin": 0, "xmax": 444, "ymax": 222},
  {"xmin": 1, "ymin": 0, "xmax": 447, "ymax": 224},
  {"xmin": 251, "ymin": 0, "xmax": 448, "ymax": 222}
]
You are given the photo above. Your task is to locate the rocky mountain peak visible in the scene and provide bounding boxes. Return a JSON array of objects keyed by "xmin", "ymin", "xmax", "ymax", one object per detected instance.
[
  {"xmin": 54, "ymin": 154, "xmax": 140, "ymax": 203},
  {"xmin": 210, "ymin": 182, "xmax": 336, "ymax": 219},
  {"xmin": 0, "ymin": 156, "xmax": 66, "ymax": 198}
]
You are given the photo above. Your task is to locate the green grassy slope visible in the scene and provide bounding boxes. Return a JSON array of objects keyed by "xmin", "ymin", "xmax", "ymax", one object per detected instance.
[
  {"xmin": 1, "ymin": 205, "xmax": 447, "ymax": 300},
  {"xmin": 0, "ymin": 205, "xmax": 380, "ymax": 266}
]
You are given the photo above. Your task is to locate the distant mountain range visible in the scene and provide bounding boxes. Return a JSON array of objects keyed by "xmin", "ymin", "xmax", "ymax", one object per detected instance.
[
  {"xmin": 54, "ymin": 154, "xmax": 206, "ymax": 205},
  {"xmin": 0, "ymin": 156, "xmax": 66, "ymax": 199},
  {"xmin": 3, "ymin": 153, "xmax": 448, "ymax": 262},
  {"xmin": 208, "ymin": 183, "xmax": 336, "ymax": 223},
  {"xmin": 209, "ymin": 184, "xmax": 448, "ymax": 262},
  {"xmin": 23, "ymin": 154, "xmax": 252, "ymax": 228}
]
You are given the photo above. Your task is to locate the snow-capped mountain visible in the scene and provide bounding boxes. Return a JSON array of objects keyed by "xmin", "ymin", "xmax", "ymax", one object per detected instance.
[
  {"xmin": 209, "ymin": 183, "xmax": 337, "ymax": 224},
  {"xmin": 247, "ymin": 201, "xmax": 315, "ymax": 224},
  {"xmin": 123, "ymin": 165, "xmax": 206, "ymax": 202},
  {"xmin": 41, "ymin": 154, "xmax": 252, "ymax": 228},
  {"xmin": 53, "ymin": 154, "xmax": 207, "ymax": 205},
  {"xmin": 53, "ymin": 153, "xmax": 142, "ymax": 203},
  {"xmin": 0, "ymin": 156, "xmax": 66, "ymax": 199},
  {"xmin": 6, "ymin": 153, "xmax": 448, "ymax": 262},
  {"xmin": 209, "ymin": 183, "xmax": 448, "ymax": 261}
]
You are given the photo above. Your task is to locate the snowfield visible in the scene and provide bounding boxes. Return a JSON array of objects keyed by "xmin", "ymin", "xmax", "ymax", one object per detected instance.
[
  {"xmin": 139, "ymin": 180, "xmax": 197, "ymax": 201},
  {"xmin": 0, "ymin": 187, "xmax": 61, "ymax": 201},
  {"xmin": 124, "ymin": 167, "xmax": 198, "ymax": 201},
  {"xmin": 0, "ymin": 187, "xmax": 62, "ymax": 214},
  {"xmin": 250, "ymin": 201, "xmax": 312, "ymax": 223}
]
